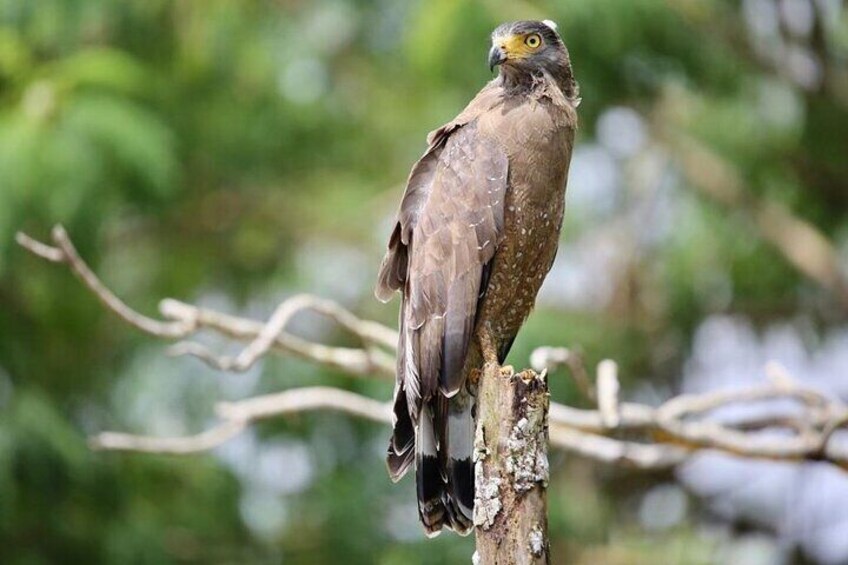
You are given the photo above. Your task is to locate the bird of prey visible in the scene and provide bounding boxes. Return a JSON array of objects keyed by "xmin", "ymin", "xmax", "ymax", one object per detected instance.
[{"xmin": 375, "ymin": 20, "xmax": 578, "ymax": 536}]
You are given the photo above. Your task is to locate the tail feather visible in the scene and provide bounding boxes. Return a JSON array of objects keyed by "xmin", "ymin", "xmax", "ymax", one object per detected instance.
[
  {"xmin": 387, "ymin": 384, "xmax": 415, "ymax": 482},
  {"xmin": 386, "ymin": 374, "xmax": 476, "ymax": 537},
  {"xmin": 443, "ymin": 395, "xmax": 474, "ymax": 535},
  {"xmin": 416, "ymin": 406, "xmax": 446, "ymax": 536}
]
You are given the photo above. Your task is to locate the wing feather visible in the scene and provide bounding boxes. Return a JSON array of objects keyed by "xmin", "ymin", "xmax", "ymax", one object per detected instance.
[
  {"xmin": 375, "ymin": 81, "xmax": 504, "ymax": 304},
  {"xmin": 376, "ymin": 81, "xmax": 507, "ymax": 424},
  {"xmin": 403, "ymin": 122, "xmax": 507, "ymax": 405}
]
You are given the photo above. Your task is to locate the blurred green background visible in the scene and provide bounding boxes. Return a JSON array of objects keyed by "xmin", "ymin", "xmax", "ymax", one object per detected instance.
[{"xmin": 1, "ymin": 0, "xmax": 847, "ymax": 563}]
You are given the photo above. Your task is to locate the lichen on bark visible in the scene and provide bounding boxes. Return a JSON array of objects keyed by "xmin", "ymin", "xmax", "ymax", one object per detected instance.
[
  {"xmin": 506, "ymin": 409, "xmax": 550, "ymax": 492},
  {"xmin": 474, "ymin": 424, "xmax": 503, "ymax": 529}
]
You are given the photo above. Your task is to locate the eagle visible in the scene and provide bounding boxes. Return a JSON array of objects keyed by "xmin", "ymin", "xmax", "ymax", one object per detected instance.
[{"xmin": 375, "ymin": 20, "xmax": 578, "ymax": 536}]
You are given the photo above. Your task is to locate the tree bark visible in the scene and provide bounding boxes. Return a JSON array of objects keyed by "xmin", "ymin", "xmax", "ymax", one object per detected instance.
[{"xmin": 474, "ymin": 364, "xmax": 551, "ymax": 564}]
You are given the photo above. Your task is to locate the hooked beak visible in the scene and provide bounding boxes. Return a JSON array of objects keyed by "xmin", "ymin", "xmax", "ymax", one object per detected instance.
[{"xmin": 488, "ymin": 44, "xmax": 507, "ymax": 72}]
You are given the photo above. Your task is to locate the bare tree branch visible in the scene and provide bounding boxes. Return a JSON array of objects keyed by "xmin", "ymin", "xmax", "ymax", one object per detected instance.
[
  {"xmin": 161, "ymin": 298, "xmax": 396, "ymax": 378},
  {"xmin": 90, "ymin": 387, "xmax": 392, "ymax": 454},
  {"xmin": 165, "ymin": 294, "xmax": 396, "ymax": 375},
  {"xmin": 548, "ymin": 426, "xmax": 690, "ymax": 469},
  {"xmin": 17, "ymin": 226, "xmax": 848, "ymax": 472},
  {"xmin": 17, "ymin": 225, "xmax": 395, "ymax": 378},
  {"xmin": 17, "ymin": 225, "xmax": 194, "ymax": 337}
]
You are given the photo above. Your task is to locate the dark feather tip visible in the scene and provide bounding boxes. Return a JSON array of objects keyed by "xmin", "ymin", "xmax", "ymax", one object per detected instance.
[
  {"xmin": 448, "ymin": 457, "xmax": 475, "ymax": 513},
  {"xmin": 386, "ymin": 445, "xmax": 413, "ymax": 483}
]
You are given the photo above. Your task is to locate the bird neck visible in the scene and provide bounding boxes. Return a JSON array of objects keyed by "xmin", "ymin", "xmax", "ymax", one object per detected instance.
[{"xmin": 499, "ymin": 65, "xmax": 578, "ymax": 102}]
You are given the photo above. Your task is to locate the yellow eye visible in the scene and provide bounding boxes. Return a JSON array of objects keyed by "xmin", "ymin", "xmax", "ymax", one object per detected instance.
[{"xmin": 525, "ymin": 34, "xmax": 542, "ymax": 49}]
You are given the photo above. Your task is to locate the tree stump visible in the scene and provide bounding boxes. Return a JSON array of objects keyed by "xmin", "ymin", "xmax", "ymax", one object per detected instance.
[{"xmin": 474, "ymin": 364, "xmax": 550, "ymax": 564}]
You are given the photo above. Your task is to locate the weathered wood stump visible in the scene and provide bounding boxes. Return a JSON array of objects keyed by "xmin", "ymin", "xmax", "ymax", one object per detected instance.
[{"xmin": 474, "ymin": 365, "xmax": 550, "ymax": 564}]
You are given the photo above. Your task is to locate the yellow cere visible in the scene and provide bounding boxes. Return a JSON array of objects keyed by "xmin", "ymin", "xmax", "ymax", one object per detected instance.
[{"xmin": 493, "ymin": 33, "xmax": 544, "ymax": 60}]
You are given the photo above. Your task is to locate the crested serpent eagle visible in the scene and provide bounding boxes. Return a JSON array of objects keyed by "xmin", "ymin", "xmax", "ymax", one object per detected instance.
[{"xmin": 375, "ymin": 19, "xmax": 579, "ymax": 536}]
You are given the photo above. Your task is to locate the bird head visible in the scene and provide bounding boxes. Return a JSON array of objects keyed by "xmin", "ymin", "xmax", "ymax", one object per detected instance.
[{"xmin": 488, "ymin": 20, "xmax": 572, "ymax": 84}]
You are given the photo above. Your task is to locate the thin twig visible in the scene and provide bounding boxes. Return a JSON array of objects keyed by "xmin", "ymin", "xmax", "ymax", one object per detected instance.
[
  {"xmin": 15, "ymin": 231, "xmax": 65, "ymax": 262},
  {"xmin": 91, "ymin": 421, "xmax": 247, "ymax": 454},
  {"xmin": 18, "ymin": 225, "xmax": 195, "ymax": 337}
]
